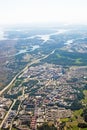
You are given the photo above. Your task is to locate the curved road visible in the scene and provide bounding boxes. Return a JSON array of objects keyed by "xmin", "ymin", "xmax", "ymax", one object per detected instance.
[{"xmin": 0, "ymin": 50, "xmax": 55, "ymax": 96}]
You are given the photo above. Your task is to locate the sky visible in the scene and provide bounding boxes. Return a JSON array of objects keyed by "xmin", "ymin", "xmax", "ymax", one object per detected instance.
[{"xmin": 0, "ymin": 0, "xmax": 87, "ymax": 25}]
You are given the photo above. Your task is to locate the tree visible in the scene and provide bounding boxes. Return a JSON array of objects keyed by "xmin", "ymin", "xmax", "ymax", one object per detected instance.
[
  {"xmin": 37, "ymin": 123, "xmax": 57, "ymax": 130},
  {"xmin": 70, "ymin": 100, "xmax": 82, "ymax": 110}
]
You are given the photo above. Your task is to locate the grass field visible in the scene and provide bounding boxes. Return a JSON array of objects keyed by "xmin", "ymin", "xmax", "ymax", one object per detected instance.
[{"xmin": 81, "ymin": 90, "xmax": 87, "ymax": 104}]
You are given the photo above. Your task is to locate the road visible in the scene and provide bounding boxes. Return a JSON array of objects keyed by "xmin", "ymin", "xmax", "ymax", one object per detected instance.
[
  {"xmin": 0, "ymin": 74, "xmax": 19, "ymax": 96},
  {"xmin": 0, "ymin": 50, "xmax": 55, "ymax": 96},
  {"xmin": 0, "ymin": 99, "xmax": 16, "ymax": 129},
  {"xmin": 0, "ymin": 50, "xmax": 55, "ymax": 129}
]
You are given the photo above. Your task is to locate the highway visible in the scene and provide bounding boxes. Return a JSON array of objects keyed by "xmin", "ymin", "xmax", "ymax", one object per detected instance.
[
  {"xmin": 0, "ymin": 50, "xmax": 55, "ymax": 96},
  {"xmin": 0, "ymin": 99, "xmax": 16, "ymax": 129},
  {"xmin": 0, "ymin": 50, "xmax": 55, "ymax": 128}
]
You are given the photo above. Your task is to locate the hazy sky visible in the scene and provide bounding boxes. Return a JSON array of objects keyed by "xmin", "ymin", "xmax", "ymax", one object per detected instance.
[{"xmin": 0, "ymin": 0, "xmax": 87, "ymax": 25}]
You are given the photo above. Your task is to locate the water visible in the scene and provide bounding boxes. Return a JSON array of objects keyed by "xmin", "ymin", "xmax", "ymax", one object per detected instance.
[{"xmin": 32, "ymin": 45, "xmax": 40, "ymax": 51}]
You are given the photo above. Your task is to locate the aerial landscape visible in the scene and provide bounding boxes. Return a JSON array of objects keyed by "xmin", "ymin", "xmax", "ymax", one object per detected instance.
[
  {"xmin": 0, "ymin": 24, "xmax": 87, "ymax": 130},
  {"xmin": 0, "ymin": 0, "xmax": 87, "ymax": 130}
]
